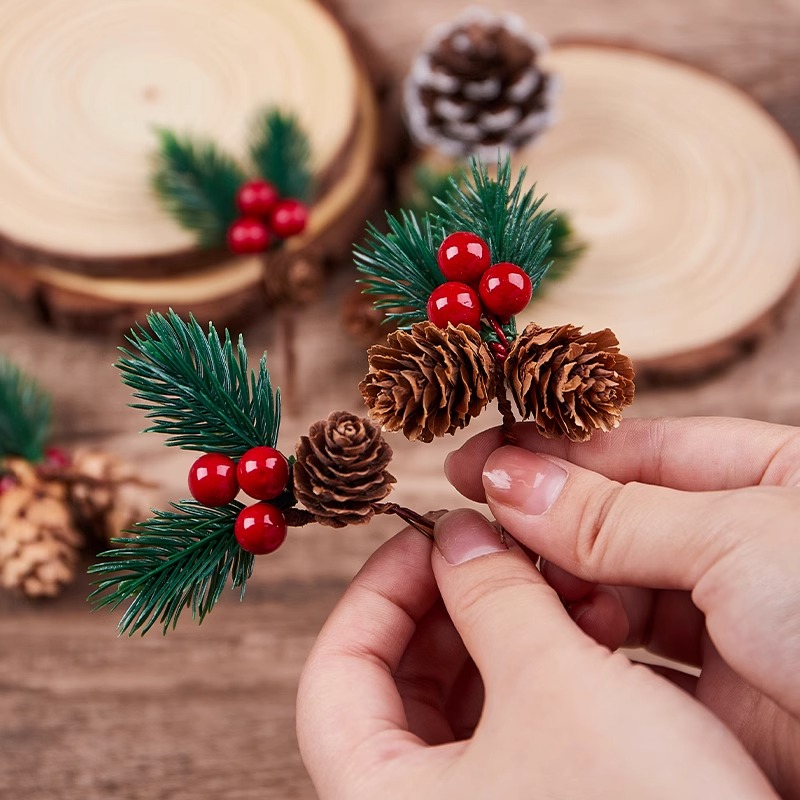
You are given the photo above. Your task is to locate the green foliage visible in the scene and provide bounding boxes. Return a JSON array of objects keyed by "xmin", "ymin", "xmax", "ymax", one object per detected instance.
[
  {"xmin": 541, "ymin": 214, "xmax": 586, "ymax": 285},
  {"xmin": 117, "ymin": 310, "xmax": 280, "ymax": 458},
  {"xmin": 0, "ymin": 356, "xmax": 51, "ymax": 462},
  {"xmin": 152, "ymin": 130, "xmax": 245, "ymax": 248},
  {"xmin": 404, "ymin": 164, "xmax": 466, "ymax": 217},
  {"xmin": 249, "ymin": 109, "xmax": 313, "ymax": 202},
  {"xmin": 434, "ymin": 157, "xmax": 554, "ymax": 290},
  {"xmin": 355, "ymin": 212, "xmax": 446, "ymax": 329},
  {"xmin": 89, "ymin": 501, "xmax": 252, "ymax": 636}
]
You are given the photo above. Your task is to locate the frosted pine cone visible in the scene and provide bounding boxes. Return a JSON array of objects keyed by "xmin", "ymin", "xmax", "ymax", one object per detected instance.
[
  {"xmin": 0, "ymin": 458, "xmax": 84, "ymax": 598},
  {"xmin": 505, "ymin": 323, "xmax": 635, "ymax": 441},
  {"xmin": 404, "ymin": 8, "xmax": 557, "ymax": 158},
  {"xmin": 294, "ymin": 412, "xmax": 395, "ymax": 528},
  {"xmin": 360, "ymin": 322, "xmax": 495, "ymax": 443}
]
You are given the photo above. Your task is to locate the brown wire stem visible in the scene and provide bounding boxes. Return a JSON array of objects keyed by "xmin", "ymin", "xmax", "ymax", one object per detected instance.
[{"xmin": 374, "ymin": 502, "xmax": 435, "ymax": 540}]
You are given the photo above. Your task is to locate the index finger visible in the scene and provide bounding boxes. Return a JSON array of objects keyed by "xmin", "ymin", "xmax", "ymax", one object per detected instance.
[
  {"xmin": 296, "ymin": 526, "xmax": 437, "ymax": 794},
  {"xmin": 446, "ymin": 416, "xmax": 800, "ymax": 501}
]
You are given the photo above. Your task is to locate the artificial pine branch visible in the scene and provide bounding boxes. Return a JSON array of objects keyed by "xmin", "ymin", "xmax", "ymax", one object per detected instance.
[
  {"xmin": 152, "ymin": 130, "xmax": 245, "ymax": 247},
  {"xmin": 433, "ymin": 157, "xmax": 554, "ymax": 291},
  {"xmin": 89, "ymin": 500, "xmax": 251, "ymax": 636},
  {"xmin": 0, "ymin": 356, "xmax": 51, "ymax": 462},
  {"xmin": 117, "ymin": 310, "xmax": 280, "ymax": 458},
  {"xmin": 249, "ymin": 109, "xmax": 313, "ymax": 202}
]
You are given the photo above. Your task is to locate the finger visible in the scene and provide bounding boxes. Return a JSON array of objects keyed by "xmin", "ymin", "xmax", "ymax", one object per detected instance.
[
  {"xmin": 297, "ymin": 526, "xmax": 436, "ymax": 794},
  {"xmin": 395, "ymin": 600, "xmax": 470, "ymax": 744},
  {"xmin": 430, "ymin": 508, "xmax": 589, "ymax": 689},
  {"xmin": 481, "ymin": 445, "xmax": 800, "ymax": 716},
  {"xmin": 566, "ymin": 586, "xmax": 630, "ymax": 651},
  {"xmin": 444, "ymin": 658, "xmax": 483, "ymax": 741},
  {"xmin": 445, "ymin": 416, "xmax": 800, "ymax": 502}
]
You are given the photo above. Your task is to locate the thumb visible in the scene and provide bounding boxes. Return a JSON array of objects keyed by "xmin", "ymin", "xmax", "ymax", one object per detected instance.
[{"xmin": 431, "ymin": 508, "xmax": 588, "ymax": 688}]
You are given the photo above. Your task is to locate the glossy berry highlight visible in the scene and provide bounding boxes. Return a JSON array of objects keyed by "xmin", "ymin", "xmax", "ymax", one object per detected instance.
[
  {"xmin": 270, "ymin": 199, "xmax": 308, "ymax": 238},
  {"xmin": 235, "ymin": 503, "xmax": 288, "ymax": 555},
  {"xmin": 237, "ymin": 446, "xmax": 290, "ymax": 501},
  {"xmin": 188, "ymin": 453, "xmax": 238, "ymax": 507},
  {"xmin": 236, "ymin": 179, "xmax": 279, "ymax": 217},
  {"xmin": 227, "ymin": 218, "xmax": 271, "ymax": 254},
  {"xmin": 479, "ymin": 262, "xmax": 532, "ymax": 320},
  {"xmin": 427, "ymin": 281, "xmax": 482, "ymax": 329},
  {"xmin": 437, "ymin": 231, "xmax": 491, "ymax": 284}
]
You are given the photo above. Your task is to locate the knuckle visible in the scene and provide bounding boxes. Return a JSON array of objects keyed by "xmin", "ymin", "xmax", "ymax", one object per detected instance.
[
  {"xmin": 453, "ymin": 570, "xmax": 538, "ymax": 626},
  {"xmin": 572, "ymin": 481, "xmax": 630, "ymax": 574}
]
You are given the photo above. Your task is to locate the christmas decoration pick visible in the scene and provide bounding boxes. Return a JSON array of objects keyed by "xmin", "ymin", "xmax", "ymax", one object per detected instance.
[
  {"xmin": 0, "ymin": 356, "xmax": 149, "ymax": 599},
  {"xmin": 356, "ymin": 157, "xmax": 635, "ymax": 444},
  {"xmin": 89, "ymin": 311, "xmax": 431, "ymax": 635}
]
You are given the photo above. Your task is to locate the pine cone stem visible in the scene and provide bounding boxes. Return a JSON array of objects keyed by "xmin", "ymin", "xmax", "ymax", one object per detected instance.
[
  {"xmin": 374, "ymin": 503, "xmax": 435, "ymax": 540},
  {"xmin": 283, "ymin": 507, "xmax": 317, "ymax": 527},
  {"xmin": 494, "ymin": 360, "xmax": 519, "ymax": 447}
]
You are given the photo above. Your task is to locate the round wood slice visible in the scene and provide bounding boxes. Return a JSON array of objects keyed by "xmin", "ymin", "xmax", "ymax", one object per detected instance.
[
  {"xmin": 0, "ymin": 0, "xmax": 385, "ymax": 331},
  {"xmin": 515, "ymin": 44, "xmax": 800, "ymax": 380}
]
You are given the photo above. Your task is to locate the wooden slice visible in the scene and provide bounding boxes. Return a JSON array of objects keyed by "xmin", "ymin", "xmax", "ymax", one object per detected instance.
[{"xmin": 516, "ymin": 44, "xmax": 800, "ymax": 380}]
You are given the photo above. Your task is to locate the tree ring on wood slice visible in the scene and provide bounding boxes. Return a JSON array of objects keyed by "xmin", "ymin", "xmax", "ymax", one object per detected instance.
[
  {"xmin": 0, "ymin": 0, "xmax": 378, "ymax": 291},
  {"xmin": 515, "ymin": 43, "xmax": 800, "ymax": 381}
]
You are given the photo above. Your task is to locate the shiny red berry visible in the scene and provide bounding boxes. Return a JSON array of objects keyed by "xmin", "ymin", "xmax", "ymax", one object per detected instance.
[
  {"xmin": 227, "ymin": 218, "xmax": 271, "ymax": 254},
  {"xmin": 437, "ymin": 232, "xmax": 491, "ymax": 284},
  {"xmin": 236, "ymin": 179, "xmax": 279, "ymax": 217},
  {"xmin": 188, "ymin": 453, "xmax": 239, "ymax": 507},
  {"xmin": 235, "ymin": 503, "xmax": 287, "ymax": 555},
  {"xmin": 479, "ymin": 263, "xmax": 533, "ymax": 320},
  {"xmin": 427, "ymin": 281, "xmax": 482, "ymax": 329},
  {"xmin": 237, "ymin": 446, "xmax": 290, "ymax": 501},
  {"xmin": 270, "ymin": 199, "xmax": 308, "ymax": 238}
]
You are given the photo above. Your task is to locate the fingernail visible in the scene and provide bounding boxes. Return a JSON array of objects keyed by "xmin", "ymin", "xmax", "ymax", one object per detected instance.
[
  {"xmin": 434, "ymin": 508, "xmax": 508, "ymax": 566},
  {"xmin": 482, "ymin": 448, "xmax": 567, "ymax": 516}
]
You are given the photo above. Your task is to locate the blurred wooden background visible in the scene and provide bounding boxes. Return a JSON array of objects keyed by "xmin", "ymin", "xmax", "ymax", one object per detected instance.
[{"xmin": 2, "ymin": 1, "xmax": 800, "ymax": 798}]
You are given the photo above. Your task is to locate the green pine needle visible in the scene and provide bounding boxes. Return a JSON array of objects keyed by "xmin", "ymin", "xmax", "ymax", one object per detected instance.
[
  {"xmin": 152, "ymin": 129, "xmax": 245, "ymax": 248},
  {"xmin": 117, "ymin": 310, "xmax": 280, "ymax": 457},
  {"xmin": 89, "ymin": 501, "xmax": 252, "ymax": 636},
  {"xmin": 355, "ymin": 212, "xmax": 446, "ymax": 329},
  {"xmin": 0, "ymin": 356, "xmax": 51, "ymax": 462},
  {"xmin": 249, "ymin": 109, "xmax": 313, "ymax": 202},
  {"xmin": 433, "ymin": 156, "xmax": 554, "ymax": 290}
]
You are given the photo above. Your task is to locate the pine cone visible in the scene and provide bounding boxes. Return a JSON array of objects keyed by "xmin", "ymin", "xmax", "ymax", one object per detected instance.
[
  {"xmin": 340, "ymin": 287, "xmax": 400, "ymax": 344},
  {"xmin": 263, "ymin": 250, "xmax": 324, "ymax": 306},
  {"xmin": 505, "ymin": 324, "xmax": 635, "ymax": 442},
  {"xmin": 0, "ymin": 458, "xmax": 84, "ymax": 598},
  {"xmin": 404, "ymin": 8, "xmax": 557, "ymax": 158},
  {"xmin": 360, "ymin": 322, "xmax": 495, "ymax": 443},
  {"xmin": 294, "ymin": 412, "xmax": 395, "ymax": 528},
  {"xmin": 67, "ymin": 450, "xmax": 150, "ymax": 544}
]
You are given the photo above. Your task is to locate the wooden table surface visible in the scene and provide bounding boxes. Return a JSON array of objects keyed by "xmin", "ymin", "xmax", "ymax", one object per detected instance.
[{"xmin": 3, "ymin": 1, "xmax": 800, "ymax": 798}]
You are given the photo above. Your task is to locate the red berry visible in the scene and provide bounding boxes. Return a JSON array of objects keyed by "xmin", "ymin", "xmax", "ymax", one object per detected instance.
[
  {"xmin": 437, "ymin": 231, "xmax": 491, "ymax": 284},
  {"xmin": 479, "ymin": 263, "xmax": 533, "ymax": 320},
  {"xmin": 0, "ymin": 474, "xmax": 18, "ymax": 495},
  {"xmin": 236, "ymin": 179, "xmax": 279, "ymax": 217},
  {"xmin": 427, "ymin": 281, "xmax": 482, "ymax": 329},
  {"xmin": 188, "ymin": 453, "xmax": 238, "ymax": 507},
  {"xmin": 235, "ymin": 503, "xmax": 287, "ymax": 555},
  {"xmin": 44, "ymin": 446, "xmax": 71, "ymax": 469},
  {"xmin": 227, "ymin": 218, "xmax": 271, "ymax": 254},
  {"xmin": 237, "ymin": 446, "xmax": 289, "ymax": 501},
  {"xmin": 269, "ymin": 199, "xmax": 308, "ymax": 238}
]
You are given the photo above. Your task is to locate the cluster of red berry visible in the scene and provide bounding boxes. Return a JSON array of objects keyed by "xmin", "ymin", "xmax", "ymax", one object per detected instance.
[
  {"xmin": 227, "ymin": 179, "xmax": 309, "ymax": 255},
  {"xmin": 188, "ymin": 447, "xmax": 290, "ymax": 555},
  {"xmin": 428, "ymin": 231, "xmax": 533, "ymax": 330}
]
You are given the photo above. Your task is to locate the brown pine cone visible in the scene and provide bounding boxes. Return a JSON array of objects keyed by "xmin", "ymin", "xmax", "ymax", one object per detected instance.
[
  {"xmin": 360, "ymin": 322, "xmax": 495, "ymax": 443},
  {"xmin": 294, "ymin": 412, "xmax": 395, "ymax": 528},
  {"xmin": 66, "ymin": 450, "xmax": 150, "ymax": 544},
  {"xmin": 0, "ymin": 458, "xmax": 84, "ymax": 598},
  {"xmin": 263, "ymin": 250, "xmax": 325, "ymax": 307},
  {"xmin": 404, "ymin": 8, "xmax": 557, "ymax": 158},
  {"xmin": 340, "ymin": 287, "xmax": 393, "ymax": 344},
  {"xmin": 505, "ymin": 323, "xmax": 635, "ymax": 442}
]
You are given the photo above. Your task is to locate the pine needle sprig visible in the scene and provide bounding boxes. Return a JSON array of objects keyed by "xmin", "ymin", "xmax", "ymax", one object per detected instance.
[
  {"xmin": 88, "ymin": 501, "xmax": 251, "ymax": 636},
  {"xmin": 434, "ymin": 157, "xmax": 554, "ymax": 290},
  {"xmin": 152, "ymin": 130, "xmax": 245, "ymax": 247},
  {"xmin": 0, "ymin": 356, "xmax": 51, "ymax": 462},
  {"xmin": 117, "ymin": 310, "xmax": 280, "ymax": 457},
  {"xmin": 249, "ymin": 109, "xmax": 314, "ymax": 202},
  {"xmin": 355, "ymin": 212, "xmax": 446, "ymax": 329}
]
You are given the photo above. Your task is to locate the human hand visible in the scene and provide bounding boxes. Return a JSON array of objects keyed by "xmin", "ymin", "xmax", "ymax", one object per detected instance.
[
  {"xmin": 297, "ymin": 417, "xmax": 793, "ymax": 799},
  {"xmin": 444, "ymin": 416, "xmax": 800, "ymax": 798}
]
